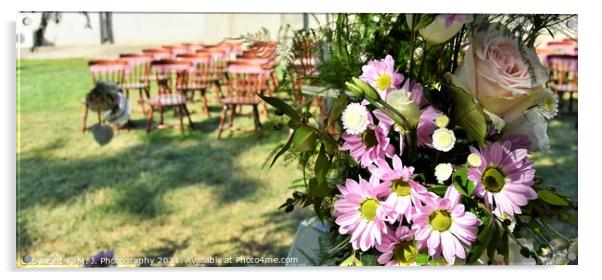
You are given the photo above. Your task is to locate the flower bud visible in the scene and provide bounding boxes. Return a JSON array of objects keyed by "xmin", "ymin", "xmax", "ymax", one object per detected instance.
[
  {"xmin": 352, "ymin": 77, "xmax": 380, "ymax": 101},
  {"xmin": 345, "ymin": 81, "xmax": 364, "ymax": 99}
]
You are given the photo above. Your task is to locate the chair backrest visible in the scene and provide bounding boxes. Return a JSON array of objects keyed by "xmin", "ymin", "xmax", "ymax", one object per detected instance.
[
  {"xmin": 181, "ymin": 42, "xmax": 205, "ymax": 53},
  {"xmin": 88, "ymin": 59, "xmax": 128, "ymax": 85},
  {"xmin": 226, "ymin": 60, "xmax": 265, "ymax": 98},
  {"xmin": 177, "ymin": 53, "xmax": 214, "ymax": 85},
  {"xmin": 119, "ymin": 53, "xmax": 153, "ymax": 85},
  {"xmin": 151, "ymin": 59, "xmax": 194, "ymax": 95},
  {"xmin": 197, "ymin": 50, "xmax": 227, "ymax": 80},
  {"xmin": 142, "ymin": 48, "xmax": 173, "ymax": 60},
  {"xmin": 163, "ymin": 45, "xmax": 192, "ymax": 56},
  {"xmin": 547, "ymin": 54, "xmax": 578, "ymax": 89}
]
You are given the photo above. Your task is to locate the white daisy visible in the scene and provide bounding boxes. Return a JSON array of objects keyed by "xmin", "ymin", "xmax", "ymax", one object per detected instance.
[
  {"xmin": 432, "ymin": 128, "xmax": 456, "ymax": 152},
  {"xmin": 341, "ymin": 103, "xmax": 370, "ymax": 135},
  {"xmin": 434, "ymin": 163, "xmax": 454, "ymax": 183}
]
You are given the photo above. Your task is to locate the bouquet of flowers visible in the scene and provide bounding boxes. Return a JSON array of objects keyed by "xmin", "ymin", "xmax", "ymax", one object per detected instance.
[{"xmin": 261, "ymin": 14, "xmax": 577, "ymax": 266}]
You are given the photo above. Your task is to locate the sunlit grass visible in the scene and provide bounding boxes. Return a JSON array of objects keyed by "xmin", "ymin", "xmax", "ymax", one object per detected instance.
[{"xmin": 17, "ymin": 58, "xmax": 308, "ymax": 267}]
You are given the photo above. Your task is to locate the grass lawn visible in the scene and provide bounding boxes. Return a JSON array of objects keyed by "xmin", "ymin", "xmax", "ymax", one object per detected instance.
[
  {"xmin": 17, "ymin": 58, "xmax": 309, "ymax": 267},
  {"xmin": 16, "ymin": 58, "xmax": 578, "ymax": 266}
]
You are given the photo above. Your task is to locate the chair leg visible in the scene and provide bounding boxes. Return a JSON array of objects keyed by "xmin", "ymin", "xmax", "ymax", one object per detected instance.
[
  {"xmin": 201, "ymin": 88, "xmax": 210, "ymax": 117},
  {"xmin": 82, "ymin": 104, "xmax": 89, "ymax": 133},
  {"xmin": 229, "ymin": 105, "xmax": 236, "ymax": 128},
  {"xmin": 217, "ymin": 105, "xmax": 228, "ymax": 140},
  {"xmin": 146, "ymin": 107, "xmax": 154, "ymax": 133},
  {"xmin": 159, "ymin": 106, "xmax": 165, "ymax": 126},
  {"xmin": 177, "ymin": 106, "xmax": 185, "ymax": 133},
  {"xmin": 252, "ymin": 104, "xmax": 262, "ymax": 132},
  {"xmin": 138, "ymin": 88, "xmax": 146, "ymax": 115},
  {"xmin": 183, "ymin": 104, "xmax": 194, "ymax": 129}
]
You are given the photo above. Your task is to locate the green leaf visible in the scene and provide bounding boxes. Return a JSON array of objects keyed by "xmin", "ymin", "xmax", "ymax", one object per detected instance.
[
  {"xmin": 558, "ymin": 210, "xmax": 578, "ymax": 225},
  {"xmin": 339, "ymin": 254, "xmax": 362, "ymax": 266},
  {"xmin": 315, "ymin": 144, "xmax": 330, "ymax": 183},
  {"xmin": 498, "ymin": 228, "xmax": 509, "ymax": 264},
  {"xmin": 466, "ymin": 215, "xmax": 495, "ymax": 264},
  {"xmin": 415, "ymin": 253, "xmax": 430, "ymax": 265},
  {"xmin": 257, "ymin": 94, "xmax": 301, "ymax": 121},
  {"xmin": 269, "ymin": 132, "xmax": 294, "ymax": 168},
  {"xmin": 321, "ymin": 136, "xmax": 338, "ymax": 156},
  {"xmin": 327, "ymin": 93, "xmax": 349, "ymax": 128},
  {"xmin": 445, "ymin": 73, "xmax": 487, "ymax": 146},
  {"xmin": 359, "ymin": 254, "xmax": 378, "ymax": 266},
  {"xmin": 452, "ymin": 166, "xmax": 474, "ymax": 197},
  {"xmin": 291, "ymin": 125, "xmax": 318, "ymax": 152},
  {"xmin": 429, "ymin": 185, "xmax": 448, "ymax": 196},
  {"xmin": 538, "ymin": 189, "xmax": 570, "ymax": 206},
  {"xmin": 309, "ymin": 178, "xmax": 330, "ymax": 198},
  {"xmin": 487, "ymin": 222, "xmax": 500, "ymax": 263}
]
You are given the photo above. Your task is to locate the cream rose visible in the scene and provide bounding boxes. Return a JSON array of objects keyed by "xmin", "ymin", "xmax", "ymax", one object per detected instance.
[
  {"xmin": 406, "ymin": 14, "xmax": 472, "ymax": 45},
  {"xmin": 454, "ymin": 24, "xmax": 549, "ymax": 123}
]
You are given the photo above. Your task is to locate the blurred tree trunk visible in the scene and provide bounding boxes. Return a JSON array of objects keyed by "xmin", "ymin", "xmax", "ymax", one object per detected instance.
[{"xmin": 99, "ymin": 12, "xmax": 114, "ymax": 44}]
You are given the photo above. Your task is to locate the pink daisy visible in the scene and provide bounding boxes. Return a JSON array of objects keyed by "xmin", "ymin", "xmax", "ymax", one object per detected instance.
[
  {"xmin": 368, "ymin": 155, "xmax": 434, "ymax": 223},
  {"xmin": 412, "ymin": 186, "xmax": 481, "ymax": 265},
  {"xmin": 360, "ymin": 55, "xmax": 403, "ymax": 99},
  {"xmin": 417, "ymin": 106, "xmax": 444, "ymax": 147},
  {"xmin": 467, "ymin": 141, "xmax": 538, "ymax": 217},
  {"xmin": 341, "ymin": 114, "xmax": 395, "ymax": 168},
  {"xmin": 334, "ymin": 176, "xmax": 389, "ymax": 251},
  {"xmin": 375, "ymin": 226, "xmax": 418, "ymax": 266}
]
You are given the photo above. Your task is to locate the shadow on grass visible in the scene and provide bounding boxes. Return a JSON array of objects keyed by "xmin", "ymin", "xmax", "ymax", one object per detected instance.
[
  {"xmin": 205, "ymin": 208, "xmax": 309, "ymax": 266},
  {"xmin": 18, "ymin": 123, "xmax": 287, "ymax": 218}
]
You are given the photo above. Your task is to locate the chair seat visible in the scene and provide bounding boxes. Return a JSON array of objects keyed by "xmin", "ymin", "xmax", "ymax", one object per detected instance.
[
  {"xmin": 121, "ymin": 82, "xmax": 148, "ymax": 89},
  {"xmin": 551, "ymin": 84, "xmax": 577, "ymax": 92},
  {"xmin": 147, "ymin": 94, "xmax": 187, "ymax": 106},
  {"xmin": 178, "ymin": 82, "xmax": 210, "ymax": 90},
  {"xmin": 220, "ymin": 96, "xmax": 260, "ymax": 105}
]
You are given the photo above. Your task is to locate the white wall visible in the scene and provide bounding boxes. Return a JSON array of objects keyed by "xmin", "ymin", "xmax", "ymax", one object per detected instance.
[{"xmin": 18, "ymin": 12, "xmax": 327, "ymax": 47}]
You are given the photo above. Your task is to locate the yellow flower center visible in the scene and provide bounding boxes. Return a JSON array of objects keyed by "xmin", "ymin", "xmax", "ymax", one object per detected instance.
[
  {"xmin": 391, "ymin": 180, "xmax": 411, "ymax": 197},
  {"xmin": 360, "ymin": 198, "xmax": 379, "ymax": 221},
  {"xmin": 434, "ymin": 130, "xmax": 453, "ymax": 147},
  {"xmin": 361, "ymin": 129, "xmax": 378, "ymax": 148},
  {"xmin": 482, "ymin": 167, "xmax": 506, "ymax": 193},
  {"xmin": 393, "ymin": 240, "xmax": 418, "ymax": 265},
  {"xmin": 435, "ymin": 115, "xmax": 450, "ymax": 128},
  {"xmin": 375, "ymin": 74, "xmax": 392, "ymax": 91},
  {"xmin": 467, "ymin": 153, "xmax": 482, "ymax": 167},
  {"xmin": 429, "ymin": 210, "xmax": 452, "ymax": 232}
]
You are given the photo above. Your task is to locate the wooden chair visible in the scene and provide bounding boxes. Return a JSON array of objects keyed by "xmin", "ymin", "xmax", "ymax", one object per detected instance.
[
  {"xmin": 176, "ymin": 52, "xmax": 214, "ymax": 116},
  {"xmin": 236, "ymin": 42, "xmax": 279, "ymax": 118},
  {"xmin": 145, "ymin": 59, "xmax": 195, "ymax": 133},
  {"xmin": 142, "ymin": 48, "xmax": 173, "ymax": 60},
  {"xmin": 197, "ymin": 49, "xmax": 226, "ymax": 98},
  {"xmin": 547, "ymin": 54, "xmax": 578, "ymax": 114},
  {"xmin": 82, "ymin": 59, "xmax": 127, "ymax": 133},
  {"xmin": 141, "ymin": 48, "xmax": 173, "ymax": 82},
  {"xmin": 119, "ymin": 53, "xmax": 152, "ymax": 114},
  {"xmin": 217, "ymin": 60, "xmax": 265, "ymax": 139},
  {"xmin": 163, "ymin": 45, "xmax": 193, "ymax": 56},
  {"xmin": 181, "ymin": 42, "xmax": 205, "ymax": 53}
]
